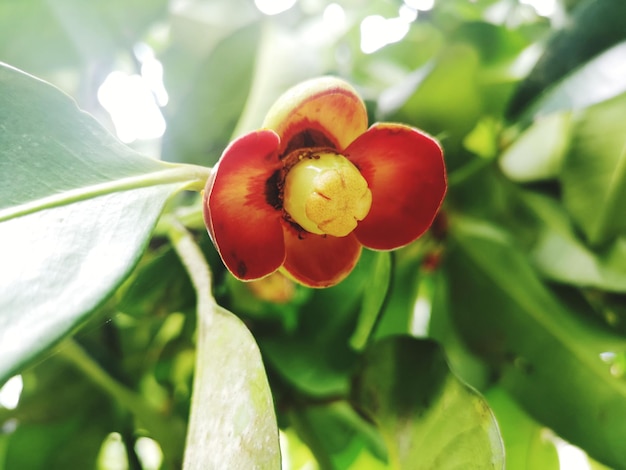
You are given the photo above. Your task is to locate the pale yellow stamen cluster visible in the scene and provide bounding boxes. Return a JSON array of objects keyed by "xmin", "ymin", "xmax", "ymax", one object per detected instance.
[{"xmin": 283, "ymin": 152, "xmax": 372, "ymax": 237}]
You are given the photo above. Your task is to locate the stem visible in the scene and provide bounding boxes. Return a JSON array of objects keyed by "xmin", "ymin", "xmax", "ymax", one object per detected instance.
[
  {"xmin": 447, "ymin": 157, "xmax": 491, "ymax": 188},
  {"xmin": 0, "ymin": 162, "xmax": 212, "ymax": 223},
  {"xmin": 164, "ymin": 216, "xmax": 214, "ymax": 322},
  {"xmin": 58, "ymin": 340, "xmax": 184, "ymax": 460},
  {"xmin": 163, "ymin": 216, "xmax": 216, "ymax": 469}
]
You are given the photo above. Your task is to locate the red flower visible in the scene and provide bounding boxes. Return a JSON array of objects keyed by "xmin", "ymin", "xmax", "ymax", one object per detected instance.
[{"xmin": 203, "ymin": 76, "xmax": 446, "ymax": 288}]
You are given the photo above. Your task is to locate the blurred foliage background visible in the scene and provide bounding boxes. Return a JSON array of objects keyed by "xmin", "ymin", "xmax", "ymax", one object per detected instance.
[{"xmin": 1, "ymin": 0, "xmax": 626, "ymax": 468}]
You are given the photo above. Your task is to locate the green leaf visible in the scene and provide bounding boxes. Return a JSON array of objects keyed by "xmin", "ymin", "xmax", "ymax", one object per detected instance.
[
  {"xmin": 259, "ymin": 251, "xmax": 381, "ymax": 397},
  {"xmin": 0, "ymin": 0, "xmax": 167, "ymax": 76},
  {"xmin": 378, "ymin": 44, "xmax": 483, "ymax": 158},
  {"xmin": 350, "ymin": 252, "xmax": 392, "ymax": 350},
  {"xmin": 290, "ymin": 401, "xmax": 387, "ymax": 470},
  {"xmin": 486, "ymin": 387, "xmax": 559, "ymax": 470},
  {"xmin": 449, "ymin": 21, "xmax": 530, "ymax": 118},
  {"xmin": 522, "ymin": 191, "xmax": 626, "ymax": 292},
  {"xmin": 352, "ymin": 336, "xmax": 505, "ymax": 470},
  {"xmin": 0, "ymin": 356, "xmax": 116, "ymax": 470},
  {"xmin": 118, "ymin": 245, "xmax": 196, "ymax": 317},
  {"xmin": 0, "ymin": 64, "xmax": 208, "ymax": 383},
  {"xmin": 161, "ymin": 22, "xmax": 261, "ymax": 165},
  {"xmin": 449, "ymin": 21, "xmax": 529, "ymax": 66},
  {"xmin": 559, "ymin": 92, "xmax": 626, "ymax": 245},
  {"xmin": 594, "ymin": 293, "xmax": 626, "ymax": 335},
  {"xmin": 447, "ymin": 216, "xmax": 626, "ymax": 468},
  {"xmin": 520, "ymin": 42, "xmax": 626, "ymax": 117},
  {"xmin": 371, "ymin": 249, "xmax": 422, "ymax": 340},
  {"xmin": 183, "ymin": 305, "xmax": 280, "ymax": 469},
  {"xmin": 428, "ymin": 268, "xmax": 492, "ymax": 391},
  {"xmin": 507, "ymin": 0, "xmax": 626, "ymax": 118},
  {"xmin": 499, "ymin": 112, "xmax": 571, "ymax": 182},
  {"xmin": 166, "ymin": 219, "xmax": 280, "ymax": 470}
]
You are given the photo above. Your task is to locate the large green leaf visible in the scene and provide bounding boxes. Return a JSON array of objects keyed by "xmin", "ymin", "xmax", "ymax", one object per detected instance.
[
  {"xmin": 167, "ymin": 221, "xmax": 280, "ymax": 470},
  {"xmin": 0, "ymin": 64, "xmax": 208, "ymax": 383},
  {"xmin": 350, "ymin": 252, "xmax": 392, "ymax": 350},
  {"xmin": 447, "ymin": 216, "xmax": 626, "ymax": 468},
  {"xmin": 427, "ymin": 267, "xmax": 492, "ymax": 391},
  {"xmin": 518, "ymin": 41, "xmax": 626, "ymax": 118},
  {"xmin": 352, "ymin": 336, "xmax": 505, "ymax": 469},
  {"xmin": 0, "ymin": 0, "xmax": 168, "ymax": 76},
  {"xmin": 183, "ymin": 305, "xmax": 280, "ymax": 469},
  {"xmin": 289, "ymin": 401, "xmax": 387, "ymax": 469},
  {"xmin": 259, "ymin": 251, "xmax": 380, "ymax": 397},
  {"xmin": 499, "ymin": 112, "xmax": 571, "ymax": 182},
  {"xmin": 522, "ymin": 191, "xmax": 626, "ymax": 292},
  {"xmin": 370, "ymin": 249, "xmax": 420, "ymax": 341},
  {"xmin": 507, "ymin": 0, "xmax": 626, "ymax": 118},
  {"xmin": 161, "ymin": 21, "xmax": 261, "ymax": 165},
  {"xmin": 0, "ymin": 354, "xmax": 117, "ymax": 470},
  {"xmin": 486, "ymin": 387, "xmax": 559, "ymax": 470},
  {"xmin": 118, "ymin": 244, "xmax": 196, "ymax": 318},
  {"xmin": 559, "ymin": 92, "xmax": 626, "ymax": 245},
  {"xmin": 379, "ymin": 44, "xmax": 483, "ymax": 159}
]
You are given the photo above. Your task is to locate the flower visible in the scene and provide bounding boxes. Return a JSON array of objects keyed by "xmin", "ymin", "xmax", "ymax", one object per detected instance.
[{"xmin": 203, "ymin": 76, "xmax": 446, "ymax": 288}]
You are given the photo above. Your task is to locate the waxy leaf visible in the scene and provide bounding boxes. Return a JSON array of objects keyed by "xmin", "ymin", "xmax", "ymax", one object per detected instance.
[
  {"xmin": 447, "ymin": 217, "xmax": 626, "ymax": 468},
  {"xmin": 352, "ymin": 336, "xmax": 505, "ymax": 469},
  {"xmin": 162, "ymin": 22, "xmax": 260, "ymax": 165},
  {"xmin": 0, "ymin": 352, "xmax": 118, "ymax": 469},
  {"xmin": 289, "ymin": 401, "xmax": 387, "ymax": 469},
  {"xmin": 167, "ymin": 219, "xmax": 279, "ymax": 469},
  {"xmin": 499, "ymin": 113, "xmax": 571, "ymax": 182},
  {"xmin": 486, "ymin": 388, "xmax": 559, "ymax": 470},
  {"xmin": 0, "ymin": 0, "xmax": 168, "ymax": 76},
  {"xmin": 260, "ymin": 251, "xmax": 380, "ymax": 397},
  {"xmin": 523, "ymin": 191, "xmax": 626, "ymax": 293},
  {"xmin": 379, "ymin": 44, "xmax": 482, "ymax": 159},
  {"xmin": 507, "ymin": 0, "xmax": 626, "ymax": 118},
  {"xmin": 350, "ymin": 252, "xmax": 392, "ymax": 350},
  {"xmin": 518, "ymin": 42, "xmax": 626, "ymax": 118},
  {"xmin": 0, "ymin": 63, "xmax": 207, "ymax": 383},
  {"xmin": 560, "ymin": 92, "xmax": 626, "ymax": 246},
  {"xmin": 183, "ymin": 305, "xmax": 280, "ymax": 469}
]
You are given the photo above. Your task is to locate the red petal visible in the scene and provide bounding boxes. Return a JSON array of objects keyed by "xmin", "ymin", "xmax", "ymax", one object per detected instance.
[
  {"xmin": 204, "ymin": 130, "xmax": 286, "ymax": 280},
  {"xmin": 281, "ymin": 225, "xmax": 362, "ymax": 288},
  {"xmin": 263, "ymin": 77, "xmax": 368, "ymax": 154},
  {"xmin": 346, "ymin": 123, "xmax": 447, "ymax": 250}
]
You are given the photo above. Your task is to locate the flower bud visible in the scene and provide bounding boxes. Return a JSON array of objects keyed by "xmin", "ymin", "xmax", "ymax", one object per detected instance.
[{"xmin": 283, "ymin": 152, "xmax": 372, "ymax": 237}]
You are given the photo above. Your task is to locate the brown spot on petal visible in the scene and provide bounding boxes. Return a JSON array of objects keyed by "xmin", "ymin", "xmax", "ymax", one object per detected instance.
[{"xmin": 236, "ymin": 259, "xmax": 248, "ymax": 278}]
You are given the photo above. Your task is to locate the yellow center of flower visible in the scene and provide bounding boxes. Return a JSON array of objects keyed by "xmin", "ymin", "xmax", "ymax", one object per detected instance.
[{"xmin": 283, "ymin": 152, "xmax": 372, "ymax": 237}]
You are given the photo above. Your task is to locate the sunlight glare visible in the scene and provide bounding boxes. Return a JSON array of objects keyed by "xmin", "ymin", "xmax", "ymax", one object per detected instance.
[
  {"xmin": 399, "ymin": 4, "xmax": 419, "ymax": 23},
  {"xmin": 255, "ymin": 0, "xmax": 297, "ymax": 15},
  {"xmin": 98, "ymin": 432, "xmax": 128, "ymax": 470},
  {"xmin": 97, "ymin": 44, "xmax": 167, "ymax": 144},
  {"xmin": 135, "ymin": 43, "xmax": 169, "ymax": 107},
  {"xmin": 98, "ymin": 72, "xmax": 166, "ymax": 143},
  {"xmin": 360, "ymin": 15, "xmax": 410, "ymax": 54},
  {"xmin": 520, "ymin": 0, "xmax": 556, "ymax": 17},
  {"xmin": 135, "ymin": 437, "xmax": 163, "ymax": 470},
  {"xmin": 0, "ymin": 375, "xmax": 23, "ymax": 410},
  {"xmin": 555, "ymin": 439, "xmax": 592, "ymax": 470},
  {"xmin": 410, "ymin": 297, "xmax": 431, "ymax": 337},
  {"xmin": 280, "ymin": 431, "xmax": 291, "ymax": 470},
  {"xmin": 323, "ymin": 3, "xmax": 346, "ymax": 32},
  {"xmin": 600, "ymin": 351, "xmax": 616, "ymax": 362}
]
